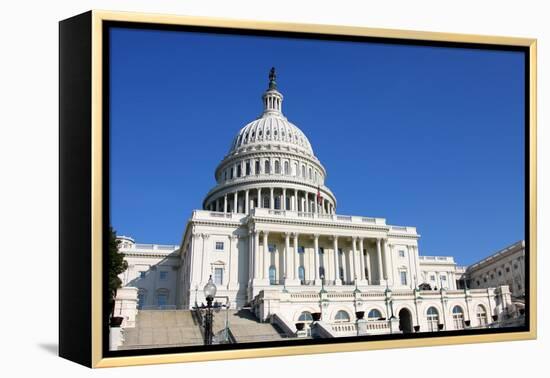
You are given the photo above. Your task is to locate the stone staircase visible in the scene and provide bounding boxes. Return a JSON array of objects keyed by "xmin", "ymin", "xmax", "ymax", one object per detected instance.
[
  {"xmin": 119, "ymin": 310, "xmax": 203, "ymax": 350},
  {"xmin": 212, "ymin": 309, "xmax": 287, "ymax": 343},
  {"xmin": 119, "ymin": 308, "xmax": 287, "ymax": 350}
]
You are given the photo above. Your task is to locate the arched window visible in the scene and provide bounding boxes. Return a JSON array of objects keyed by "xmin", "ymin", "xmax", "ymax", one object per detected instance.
[
  {"xmin": 265, "ymin": 160, "xmax": 270, "ymax": 174},
  {"xmin": 156, "ymin": 289, "xmax": 169, "ymax": 308},
  {"xmin": 294, "ymin": 163, "xmax": 298, "ymax": 176},
  {"xmin": 255, "ymin": 160, "xmax": 260, "ymax": 174},
  {"xmin": 298, "ymin": 266, "xmax": 305, "ymax": 282},
  {"xmin": 298, "ymin": 311, "xmax": 313, "ymax": 322},
  {"xmin": 368, "ymin": 309, "xmax": 382, "ymax": 320},
  {"xmin": 263, "ymin": 196, "xmax": 270, "ymax": 209},
  {"xmin": 137, "ymin": 289, "xmax": 147, "ymax": 310},
  {"xmin": 284, "ymin": 161, "xmax": 290, "ymax": 175},
  {"xmin": 301, "ymin": 165, "xmax": 306, "ymax": 177},
  {"xmin": 274, "ymin": 160, "xmax": 280, "ymax": 174},
  {"xmin": 269, "ymin": 266, "xmax": 277, "ymax": 285},
  {"xmin": 452, "ymin": 306, "xmax": 465, "ymax": 330},
  {"xmin": 245, "ymin": 161, "xmax": 251, "ymax": 175},
  {"xmin": 314, "ymin": 171, "xmax": 317, "ymax": 182},
  {"xmin": 334, "ymin": 310, "xmax": 350, "ymax": 323},
  {"xmin": 427, "ymin": 307, "xmax": 439, "ymax": 332},
  {"xmin": 476, "ymin": 305, "xmax": 488, "ymax": 327},
  {"xmin": 309, "ymin": 167, "xmax": 312, "ymax": 179}
]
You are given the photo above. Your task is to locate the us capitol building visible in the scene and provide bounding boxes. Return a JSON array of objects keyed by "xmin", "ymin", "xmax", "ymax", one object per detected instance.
[{"xmin": 113, "ymin": 69, "xmax": 524, "ymax": 346}]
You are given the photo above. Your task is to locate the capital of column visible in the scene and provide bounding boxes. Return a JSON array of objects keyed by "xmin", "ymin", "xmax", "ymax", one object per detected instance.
[{"xmin": 313, "ymin": 233, "xmax": 320, "ymax": 241}]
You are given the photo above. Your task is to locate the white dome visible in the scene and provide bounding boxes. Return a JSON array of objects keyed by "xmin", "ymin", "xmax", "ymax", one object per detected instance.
[{"xmin": 229, "ymin": 114, "xmax": 314, "ymax": 156}]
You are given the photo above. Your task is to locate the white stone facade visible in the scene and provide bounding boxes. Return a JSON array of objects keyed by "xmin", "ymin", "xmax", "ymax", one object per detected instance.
[{"xmin": 115, "ymin": 70, "xmax": 521, "ymax": 337}]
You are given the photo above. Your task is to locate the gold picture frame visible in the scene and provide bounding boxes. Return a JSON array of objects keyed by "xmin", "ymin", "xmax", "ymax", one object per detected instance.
[{"xmin": 59, "ymin": 9, "xmax": 537, "ymax": 368}]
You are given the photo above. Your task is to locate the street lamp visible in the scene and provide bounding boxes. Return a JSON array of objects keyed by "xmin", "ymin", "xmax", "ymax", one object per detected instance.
[{"xmin": 203, "ymin": 275, "xmax": 217, "ymax": 345}]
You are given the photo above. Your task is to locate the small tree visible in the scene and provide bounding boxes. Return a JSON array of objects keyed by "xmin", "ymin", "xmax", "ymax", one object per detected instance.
[{"xmin": 109, "ymin": 227, "xmax": 128, "ymax": 317}]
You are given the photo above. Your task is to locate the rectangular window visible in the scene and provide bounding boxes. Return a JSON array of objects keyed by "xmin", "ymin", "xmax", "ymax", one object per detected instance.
[
  {"xmin": 318, "ymin": 247, "xmax": 324, "ymax": 255},
  {"xmin": 268, "ymin": 244, "xmax": 276, "ymax": 253},
  {"xmin": 441, "ymin": 275, "xmax": 446, "ymax": 281},
  {"xmin": 430, "ymin": 275, "xmax": 436, "ymax": 281},
  {"xmin": 399, "ymin": 250, "xmax": 405, "ymax": 258},
  {"xmin": 298, "ymin": 246, "xmax": 305, "ymax": 254},
  {"xmin": 159, "ymin": 271, "xmax": 168, "ymax": 280},
  {"xmin": 157, "ymin": 294, "xmax": 168, "ymax": 307},
  {"xmin": 215, "ymin": 241, "xmax": 224, "ymax": 250},
  {"xmin": 139, "ymin": 271, "xmax": 146, "ymax": 279},
  {"xmin": 400, "ymin": 271, "xmax": 408, "ymax": 285},
  {"xmin": 338, "ymin": 248, "xmax": 343, "ymax": 255},
  {"xmin": 214, "ymin": 268, "xmax": 223, "ymax": 285}
]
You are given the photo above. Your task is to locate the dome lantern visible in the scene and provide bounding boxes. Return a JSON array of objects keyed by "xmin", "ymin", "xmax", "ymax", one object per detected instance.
[{"xmin": 262, "ymin": 67, "xmax": 283, "ymax": 116}]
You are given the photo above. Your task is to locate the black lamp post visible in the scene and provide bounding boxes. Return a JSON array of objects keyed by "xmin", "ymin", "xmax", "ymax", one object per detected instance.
[{"xmin": 203, "ymin": 275, "xmax": 217, "ymax": 345}]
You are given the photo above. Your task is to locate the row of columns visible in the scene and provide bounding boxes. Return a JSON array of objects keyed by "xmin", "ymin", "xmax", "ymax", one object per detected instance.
[
  {"xmin": 207, "ymin": 187, "xmax": 335, "ymax": 215},
  {"xmin": 249, "ymin": 232, "xmax": 394, "ymax": 285}
]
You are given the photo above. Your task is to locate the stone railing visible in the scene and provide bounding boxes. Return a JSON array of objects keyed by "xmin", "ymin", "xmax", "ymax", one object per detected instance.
[
  {"xmin": 192, "ymin": 210, "xmax": 248, "ymax": 222},
  {"xmin": 418, "ymin": 255, "xmax": 456, "ymax": 263},
  {"xmin": 253, "ymin": 208, "xmax": 392, "ymax": 228}
]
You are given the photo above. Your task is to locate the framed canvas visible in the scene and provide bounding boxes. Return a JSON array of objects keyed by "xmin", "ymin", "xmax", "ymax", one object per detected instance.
[{"xmin": 59, "ymin": 10, "xmax": 537, "ymax": 368}]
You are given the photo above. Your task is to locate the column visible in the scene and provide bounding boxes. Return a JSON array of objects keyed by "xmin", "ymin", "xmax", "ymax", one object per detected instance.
[
  {"xmin": 314, "ymin": 234, "xmax": 320, "ymax": 282},
  {"xmin": 248, "ymin": 231, "xmax": 254, "ymax": 281},
  {"xmin": 282, "ymin": 188, "xmax": 287, "ymax": 211},
  {"xmin": 293, "ymin": 233, "xmax": 300, "ymax": 280},
  {"xmin": 245, "ymin": 189, "xmax": 249, "ymax": 214},
  {"xmin": 233, "ymin": 191, "xmax": 238, "ymax": 213},
  {"xmin": 359, "ymin": 238, "xmax": 365, "ymax": 281},
  {"xmin": 263, "ymin": 231, "xmax": 270, "ymax": 281},
  {"xmin": 384, "ymin": 239, "xmax": 393, "ymax": 283},
  {"xmin": 365, "ymin": 244, "xmax": 372, "ymax": 284},
  {"xmin": 294, "ymin": 189, "xmax": 298, "ymax": 211},
  {"xmin": 284, "ymin": 233, "xmax": 291, "ymax": 280},
  {"xmin": 351, "ymin": 237, "xmax": 358, "ymax": 281},
  {"xmin": 257, "ymin": 188, "xmax": 262, "ymax": 209},
  {"xmin": 228, "ymin": 235, "xmax": 238, "ymax": 289},
  {"xmin": 270, "ymin": 187, "xmax": 274, "ymax": 209},
  {"xmin": 253, "ymin": 231, "xmax": 260, "ymax": 279},
  {"xmin": 376, "ymin": 238, "xmax": 383, "ymax": 284},
  {"xmin": 224, "ymin": 194, "xmax": 228, "ymax": 213},
  {"xmin": 333, "ymin": 236, "xmax": 341, "ymax": 285}
]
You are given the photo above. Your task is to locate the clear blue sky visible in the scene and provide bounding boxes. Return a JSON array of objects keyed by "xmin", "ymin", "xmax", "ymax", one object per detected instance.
[{"xmin": 109, "ymin": 27, "xmax": 525, "ymax": 265}]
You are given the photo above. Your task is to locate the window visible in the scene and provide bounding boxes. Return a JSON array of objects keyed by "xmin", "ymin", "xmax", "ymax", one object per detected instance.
[
  {"xmin": 237, "ymin": 165, "xmax": 242, "ymax": 177},
  {"xmin": 338, "ymin": 248, "xmax": 343, "ymax": 255},
  {"xmin": 514, "ymin": 263, "xmax": 519, "ymax": 270},
  {"xmin": 430, "ymin": 275, "xmax": 436, "ymax": 281},
  {"xmin": 506, "ymin": 267, "xmax": 510, "ymax": 273},
  {"xmin": 215, "ymin": 241, "xmax": 224, "ymax": 250},
  {"xmin": 368, "ymin": 309, "xmax": 382, "ymax": 320},
  {"xmin": 452, "ymin": 306, "xmax": 465, "ymax": 330},
  {"xmin": 298, "ymin": 311, "xmax": 313, "ymax": 322},
  {"xmin": 441, "ymin": 275, "xmax": 446, "ymax": 281},
  {"xmin": 319, "ymin": 266, "xmax": 325, "ymax": 279},
  {"xmin": 255, "ymin": 160, "xmax": 260, "ymax": 174},
  {"xmin": 334, "ymin": 310, "xmax": 350, "ymax": 323},
  {"xmin": 476, "ymin": 305, "xmax": 488, "ymax": 327},
  {"xmin": 265, "ymin": 160, "xmax": 270, "ymax": 174},
  {"xmin": 483, "ymin": 277, "xmax": 487, "ymax": 283},
  {"xmin": 137, "ymin": 289, "xmax": 147, "ymax": 309},
  {"xmin": 284, "ymin": 161, "xmax": 289, "ymax": 175},
  {"xmin": 490, "ymin": 274, "xmax": 494, "ymax": 280},
  {"xmin": 318, "ymin": 247, "xmax": 324, "ymax": 255},
  {"xmin": 309, "ymin": 168, "xmax": 312, "ymax": 179},
  {"xmin": 263, "ymin": 196, "xmax": 270, "ymax": 208},
  {"xmin": 476, "ymin": 280, "xmax": 480, "ymax": 286},
  {"xmin": 274, "ymin": 160, "xmax": 280, "ymax": 174},
  {"xmin": 230, "ymin": 168, "xmax": 234, "ymax": 179},
  {"xmin": 159, "ymin": 271, "xmax": 168, "ymax": 280},
  {"xmin": 298, "ymin": 266, "xmax": 305, "ymax": 281},
  {"xmin": 268, "ymin": 244, "xmax": 276, "ymax": 253},
  {"xmin": 498, "ymin": 270, "xmax": 502, "ymax": 276},
  {"xmin": 157, "ymin": 290, "xmax": 168, "ymax": 307},
  {"xmin": 301, "ymin": 165, "xmax": 306, "ymax": 177},
  {"xmin": 399, "ymin": 250, "xmax": 405, "ymax": 258},
  {"xmin": 298, "ymin": 246, "xmax": 305, "ymax": 254},
  {"xmin": 245, "ymin": 161, "xmax": 251, "ymax": 175},
  {"xmin": 427, "ymin": 307, "xmax": 439, "ymax": 332},
  {"xmin": 294, "ymin": 163, "xmax": 298, "ymax": 176},
  {"xmin": 139, "ymin": 271, "xmax": 146, "ymax": 279},
  {"xmin": 274, "ymin": 196, "xmax": 281, "ymax": 209},
  {"xmin": 400, "ymin": 271, "xmax": 408, "ymax": 285},
  {"xmin": 269, "ymin": 266, "xmax": 277, "ymax": 285},
  {"xmin": 214, "ymin": 267, "xmax": 223, "ymax": 285}
]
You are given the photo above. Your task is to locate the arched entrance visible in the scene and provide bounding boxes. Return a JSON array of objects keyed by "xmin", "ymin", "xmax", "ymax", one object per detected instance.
[{"xmin": 398, "ymin": 308, "xmax": 413, "ymax": 333}]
